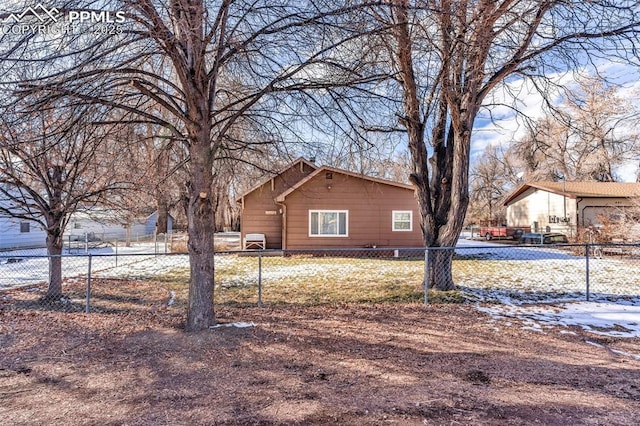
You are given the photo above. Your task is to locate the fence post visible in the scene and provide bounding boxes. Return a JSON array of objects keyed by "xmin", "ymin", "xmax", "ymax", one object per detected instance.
[
  {"xmin": 424, "ymin": 247, "xmax": 429, "ymax": 305},
  {"xmin": 258, "ymin": 251, "xmax": 263, "ymax": 308},
  {"xmin": 85, "ymin": 254, "xmax": 92, "ymax": 313},
  {"xmin": 585, "ymin": 243, "xmax": 590, "ymax": 301}
]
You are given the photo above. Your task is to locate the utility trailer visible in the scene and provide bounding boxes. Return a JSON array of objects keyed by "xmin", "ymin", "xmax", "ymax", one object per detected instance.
[{"xmin": 478, "ymin": 226, "xmax": 529, "ymax": 241}]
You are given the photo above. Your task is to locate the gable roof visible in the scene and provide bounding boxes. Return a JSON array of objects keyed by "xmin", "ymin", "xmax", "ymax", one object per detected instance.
[
  {"xmin": 275, "ymin": 165, "xmax": 414, "ymax": 203},
  {"xmin": 504, "ymin": 181, "xmax": 640, "ymax": 206},
  {"xmin": 236, "ymin": 157, "xmax": 317, "ymax": 201}
]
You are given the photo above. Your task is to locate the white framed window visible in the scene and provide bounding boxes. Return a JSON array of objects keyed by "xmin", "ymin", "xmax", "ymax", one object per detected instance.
[
  {"xmin": 20, "ymin": 222, "xmax": 30, "ymax": 233},
  {"xmin": 392, "ymin": 210, "xmax": 412, "ymax": 231},
  {"xmin": 309, "ymin": 210, "xmax": 348, "ymax": 237}
]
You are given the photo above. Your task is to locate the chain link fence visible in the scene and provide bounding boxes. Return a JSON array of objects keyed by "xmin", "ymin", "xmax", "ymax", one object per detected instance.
[
  {"xmin": 65, "ymin": 231, "xmax": 174, "ymax": 255},
  {"xmin": 431, "ymin": 243, "xmax": 640, "ymax": 304},
  {"xmin": 1, "ymin": 243, "xmax": 639, "ymax": 313}
]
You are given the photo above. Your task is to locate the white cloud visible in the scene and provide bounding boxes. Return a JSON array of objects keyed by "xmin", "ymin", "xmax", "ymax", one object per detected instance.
[{"xmin": 472, "ymin": 64, "xmax": 640, "ymax": 181}]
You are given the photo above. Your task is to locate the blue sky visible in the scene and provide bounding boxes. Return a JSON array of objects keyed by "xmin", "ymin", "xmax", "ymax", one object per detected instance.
[{"xmin": 471, "ymin": 63, "xmax": 640, "ymax": 182}]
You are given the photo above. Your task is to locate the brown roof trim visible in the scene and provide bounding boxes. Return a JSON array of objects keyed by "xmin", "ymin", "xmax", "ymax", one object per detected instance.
[
  {"xmin": 275, "ymin": 166, "xmax": 414, "ymax": 203},
  {"xmin": 503, "ymin": 181, "xmax": 640, "ymax": 206},
  {"xmin": 235, "ymin": 157, "xmax": 317, "ymax": 202}
]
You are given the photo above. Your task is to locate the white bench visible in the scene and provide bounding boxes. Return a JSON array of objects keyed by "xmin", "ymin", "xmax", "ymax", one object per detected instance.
[{"xmin": 243, "ymin": 233, "xmax": 266, "ymax": 250}]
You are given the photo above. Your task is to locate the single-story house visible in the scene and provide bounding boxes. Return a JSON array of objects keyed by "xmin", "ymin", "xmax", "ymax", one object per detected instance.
[
  {"xmin": 504, "ymin": 181, "xmax": 640, "ymax": 237},
  {"xmin": 0, "ymin": 209, "xmax": 174, "ymax": 251},
  {"xmin": 66, "ymin": 209, "xmax": 174, "ymax": 242},
  {"xmin": 237, "ymin": 158, "xmax": 423, "ymax": 249},
  {"xmin": 0, "ymin": 215, "xmax": 48, "ymax": 251},
  {"xmin": 1, "ymin": 181, "xmax": 171, "ymax": 249},
  {"xmin": 0, "ymin": 186, "xmax": 48, "ymax": 250}
]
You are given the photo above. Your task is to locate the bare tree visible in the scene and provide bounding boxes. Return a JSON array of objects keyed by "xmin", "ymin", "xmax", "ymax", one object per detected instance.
[
  {"xmin": 352, "ymin": 1, "xmax": 640, "ymax": 290},
  {"xmin": 511, "ymin": 77, "xmax": 640, "ymax": 182},
  {"xmin": 0, "ymin": 102, "xmax": 131, "ymax": 301},
  {"xmin": 468, "ymin": 145, "xmax": 516, "ymax": 225},
  {"xmin": 1, "ymin": 0, "xmax": 375, "ymax": 329},
  {"xmin": 103, "ymin": 124, "xmax": 184, "ymax": 246}
]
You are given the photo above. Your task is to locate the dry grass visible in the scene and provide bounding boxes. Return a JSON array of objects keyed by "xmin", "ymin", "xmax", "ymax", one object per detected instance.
[{"xmin": 154, "ymin": 255, "xmax": 464, "ymax": 307}]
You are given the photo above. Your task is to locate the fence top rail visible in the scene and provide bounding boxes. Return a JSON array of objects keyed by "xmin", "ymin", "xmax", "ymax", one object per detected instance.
[
  {"xmin": 0, "ymin": 252, "xmax": 191, "ymax": 259},
  {"xmin": 589, "ymin": 242, "xmax": 640, "ymax": 247},
  {"xmin": 1, "ymin": 242, "xmax": 638, "ymax": 260},
  {"xmin": 218, "ymin": 244, "xmax": 602, "ymax": 254},
  {"xmin": 429, "ymin": 243, "xmax": 589, "ymax": 250}
]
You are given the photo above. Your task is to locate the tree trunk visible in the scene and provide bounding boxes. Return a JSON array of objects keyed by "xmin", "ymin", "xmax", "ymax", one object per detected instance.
[
  {"xmin": 155, "ymin": 138, "xmax": 170, "ymax": 235},
  {"xmin": 165, "ymin": 0, "xmax": 217, "ymax": 331},
  {"xmin": 392, "ymin": 2, "xmax": 460, "ymax": 291},
  {"xmin": 44, "ymin": 233, "xmax": 64, "ymax": 301},
  {"xmin": 156, "ymin": 199, "xmax": 169, "ymax": 234},
  {"xmin": 44, "ymin": 165, "xmax": 66, "ymax": 302},
  {"xmin": 185, "ymin": 130, "xmax": 215, "ymax": 331},
  {"xmin": 214, "ymin": 185, "xmax": 232, "ymax": 232},
  {"xmin": 426, "ymin": 248, "xmax": 455, "ymax": 291},
  {"xmin": 126, "ymin": 224, "xmax": 132, "ymax": 247},
  {"xmin": 427, "ymin": 125, "xmax": 472, "ymax": 291}
]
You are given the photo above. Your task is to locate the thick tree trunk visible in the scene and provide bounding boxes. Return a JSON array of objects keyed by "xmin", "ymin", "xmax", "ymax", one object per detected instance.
[
  {"xmin": 425, "ymin": 127, "xmax": 472, "ymax": 291},
  {"xmin": 426, "ymin": 248, "xmax": 455, "ymax": 290},
  {"xmin": 214, "ymin": 185, "xmax": 232, "ymax": 232},
  {"xmin": 168, "ymin": 0, "xmax": 217, "ymax": 331},
  {"xmin": 185, "ymin": 130, "xmax": 215, "ymax": 332},
  {"xmin": 43, "ymin": 165, "xmax": 66, "ymax": 302},
  {"xmin": 392, "ymin": 2, "xmax": 459, "ymax": 291}
]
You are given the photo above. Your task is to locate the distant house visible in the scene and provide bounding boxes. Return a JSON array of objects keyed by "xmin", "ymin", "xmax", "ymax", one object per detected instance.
[
  {"xmin": 0, "ymin": 208, "xmax": 174, "ymax": 251},
  {"xmin": 237, "ymin": 158, "xmax": 422, "ymax": 249},
  {"xmin": 504, "ymin": 181, "xmax": 640, "ymax": 237},
  {"xmin": 0, "ymin": 185, "xmax": 48, "ymax": 250},
  {"xmin": 66, "ymin": 209, "xmax": 174, "ymax": 242},
  {"xmin": 0, "ymin": 215, "xmax": 47, "ymax": 250},
  {"xmin": 0, "ymin": 180, "xmax": 172, "ymax": 250}
]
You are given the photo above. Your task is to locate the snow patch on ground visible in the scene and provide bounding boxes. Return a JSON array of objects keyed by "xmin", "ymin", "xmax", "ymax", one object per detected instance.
[
  {"xmin": 210, "ymin": 322, "xmax": 255, "ymax": 329},
  {"xmin": 477, "ymin": 301, "xmax": 640, "ymax": 339}
]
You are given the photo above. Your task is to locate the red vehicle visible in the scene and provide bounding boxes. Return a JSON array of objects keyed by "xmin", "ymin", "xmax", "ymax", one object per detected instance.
[{"xmin": 478, "ymin": 226, "xmax": 529, "ymax": 241}]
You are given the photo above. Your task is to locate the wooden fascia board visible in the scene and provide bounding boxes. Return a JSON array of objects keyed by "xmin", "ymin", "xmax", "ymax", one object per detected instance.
[
  {"xmin": 275, "ymin": 166, "xmax": 415, "ymax": 203},
  {"xmin": 234, "ymin": 157, "xmax": 318, "ymax": 202}
]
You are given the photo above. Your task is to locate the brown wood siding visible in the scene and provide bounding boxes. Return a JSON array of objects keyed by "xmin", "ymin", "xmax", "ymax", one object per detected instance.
[
  {"xmin": 282, "ymin": 172, "xmax": 423, "ymax": 249},
  {"xmin": 240, "ymin": 162, "xmax": 315, "ymax": 249}
]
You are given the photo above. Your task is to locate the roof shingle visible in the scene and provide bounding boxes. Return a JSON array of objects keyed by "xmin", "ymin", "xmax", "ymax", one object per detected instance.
[{"xmin": 504, "ymin": 181, "xmax": 640, "ymax": 205}]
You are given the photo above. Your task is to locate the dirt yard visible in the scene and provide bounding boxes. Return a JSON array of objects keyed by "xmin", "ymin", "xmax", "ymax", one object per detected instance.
[{"xmin": 1, "ymin": 285, "xmax": 639, "ymax": 425}]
